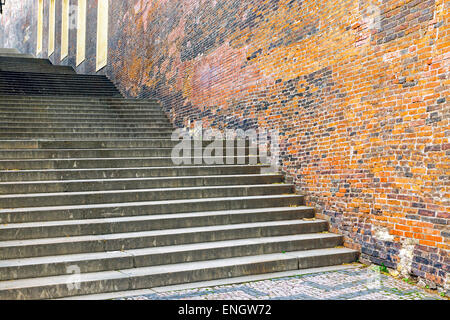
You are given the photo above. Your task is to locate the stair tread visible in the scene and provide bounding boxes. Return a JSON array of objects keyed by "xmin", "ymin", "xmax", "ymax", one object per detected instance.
[
  {"xmin": 0, "ymin": 155, "xmax": 256, "ymax": 161},
  {"xmin": 0, "ymin": 194, "xmax": 302, "ymax": 213},
  {"xmin": 0, "ymin": 248, "xmax": 357, "ymax": 290},
  {"xmin": 0, "ymin": 233, "xmax": 340, "ymax": 267},
  {"xmin": 0, "ymin": 184, "xmax": 292, "ymax": 199},
  {"xmin": 0, "ymin": 206, "xmax": 312, "ymax": 229},
  {"xmin": 0, "ymin": 174, "xmax": 282, "ymax": 186},
  {"xmin": 0, "ymin": 147, "xmax": 205, "ymax": 152},
  {"xmin": 0, "ymin": 219, "xmax": 325, "ymax": 247},
  {"xmin": 0, "ymin": 164, "xmax": 268, "ymax": 173}
]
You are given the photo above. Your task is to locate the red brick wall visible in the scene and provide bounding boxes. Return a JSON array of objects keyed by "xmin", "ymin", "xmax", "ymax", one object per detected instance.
[{"xmin": 1, "ymin": 0, "xmax": 448, "ymax": 290}]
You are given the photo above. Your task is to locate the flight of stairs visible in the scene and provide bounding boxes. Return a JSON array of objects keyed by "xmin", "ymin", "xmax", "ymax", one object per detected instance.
[{"xmin": 0, "ymin": 49, "xmax": 358, "ymax": 299}]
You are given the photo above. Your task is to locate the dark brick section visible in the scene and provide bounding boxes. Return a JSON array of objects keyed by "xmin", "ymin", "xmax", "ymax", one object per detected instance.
[
  {"xmin": 376, "ymin": 0, "xmax": 436, "ymax": 44},
  {"xmin": 412, "ymin": 246, "xmax": 449, "ymax": 285}
]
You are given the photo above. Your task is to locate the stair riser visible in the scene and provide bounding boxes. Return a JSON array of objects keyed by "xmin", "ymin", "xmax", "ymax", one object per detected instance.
[
  {"xmin": 0, "ymin": 195, "xmax": 304, "ymax": 223},
  {"xmin": 0, "ymin": 222, "xmax": 327, "ymax": 259},
  {"xmin": 0, "ymin": 236, "xmax": 339, "ymax": 281},
  {"xmin": 0, "ymin": 251, "xmax": 357, "ymax": 300},
  {"xmin": 0, "ymin": 185, "xmax": 293, "ymax": 208},
  {"xmin": 0, "ymin": 174, "xmax": 279, "ymax": 195},
  {"xmin": 0, "ymin": 156, "xmax": 260, "ymax": 169},
  {"xmin": 0, "ymin": 166, "xmax": 264, "ymax": 182},
  {"xmin": 0, "ymin": 208, "xmax": 312, "ymax": 240}
]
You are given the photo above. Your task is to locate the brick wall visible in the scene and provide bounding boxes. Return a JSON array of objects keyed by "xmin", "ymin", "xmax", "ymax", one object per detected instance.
[{"xmin": 0, "ymin": 0, "xmax": 448, "ymax": 291}]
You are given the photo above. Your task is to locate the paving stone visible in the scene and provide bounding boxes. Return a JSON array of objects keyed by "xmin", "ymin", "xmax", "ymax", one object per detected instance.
[{"xmin": 118, "ymin": 266, "xmax": 444, "ymax": 300}]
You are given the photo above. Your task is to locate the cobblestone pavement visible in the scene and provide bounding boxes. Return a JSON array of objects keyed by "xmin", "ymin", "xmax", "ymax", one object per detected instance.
[{"xmin": 119, "ymin": 266, "xmax": 445, "ymax": 300}]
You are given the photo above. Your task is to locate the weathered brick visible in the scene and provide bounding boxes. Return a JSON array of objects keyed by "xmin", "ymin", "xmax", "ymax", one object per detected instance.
[{"xmin": 1, "ymin": 0, "xmax": 447, "ymax": 290}]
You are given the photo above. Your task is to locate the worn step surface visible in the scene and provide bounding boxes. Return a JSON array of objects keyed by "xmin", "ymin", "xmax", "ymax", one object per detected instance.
[
  {"xmin": 0, "ymin": 71, "xmax": 122, "ymax": 97},
  {"xmin": 0, "ymin": 195, "xmax": 306, "ymax": 224},
  {"xmin": 0, "ymin": 139, "xmax": 240, "ymax": 149},
  {"xmin": 0, "ymin": 219, "xmax": 328, "ymax": 259},
  {"xmin": 0, "ymin": 248, "xmax": 357, "ymax": 300},
  {"xmin": 0, "ymin": 174, "xmax": 282, "ymax": 194},
  {"xmin": 0, "ymin": 207, "xmax": 314, "ymax": 240},
  {"xmin": 0, "ymin": 165, "xmax": 266, "ymax": 182},
  {"xmin": 0, "ymin": 184, "xmax": 295, "ymax": 208},
  {"xmin": 0, "ymin": 50, "xmax": 358, "ymax": 299},
  {"xmin": 0, "ymin": 233, "xmax": 341, "ymax": 281}
]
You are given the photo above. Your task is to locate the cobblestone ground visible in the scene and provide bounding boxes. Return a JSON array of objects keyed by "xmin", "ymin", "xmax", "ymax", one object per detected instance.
[{"xmin": 119, "ymin": 266, "xmax": 444, "ymax": 300}]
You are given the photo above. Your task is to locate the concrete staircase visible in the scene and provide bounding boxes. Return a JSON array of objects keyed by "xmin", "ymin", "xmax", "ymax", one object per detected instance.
[{"xmin": 0, "ymin": 49, "xmax": 358, "ymax": 299}]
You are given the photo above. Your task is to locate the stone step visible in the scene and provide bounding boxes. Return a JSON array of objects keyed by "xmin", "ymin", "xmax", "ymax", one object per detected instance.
[
  {"xmin": 0, "ymin": 85, "xmax": 121, "ymax": 92},
  {"xmin": 0, "ymin": 91, "xmax": 122, "ymax": 97},
  {"xmin": 0, "ymin": 206, "xmax": 314, "ymax": 240},
  {"xmin": 0, "ymin": 139, "xmax": 245, "ymax": 150},
  {"xmin": 0, "ymin": 107, "xmax": 165, "ymax": 115},
  {"xmin": 61, "ymin": 265, "xmax": 357, "ymax": 300},
  {"xmin": 0, "ymin": 65, "xmax": 76, "ymax": 74},
  {"xmin": 0, "ymin": 132, "xmax": 174, "ymax": 139},
  {"xmin": 0, "ymin": 56, "xmax": 51, "ymax": 64},
  {"xmin": 0, "ymin": 87, "xmax": 120, "ymax": 93},
  {"xmin": 0, "ymin": 125, "xmax": 174, "ymax": 132},
  {"xmin": 0, "ymin": 156, "xmax": 260, "ymax": 169},
  {"xmin": 0, "ymin": 100, "xmax": 158, "ymax": 105},
  {"xmin": 0, "ymin": 164, "xmax": 266, "ymax": 182},
  {"xmin": 0, "ymin": 103, "xmax": 161, "ymax": 111},
  {"xmin": 0, "ymin": 147, "xmax": 251, "ymax": 160},
  {"xmin": 0, "ymin": 109, "xmax": 167, "ymax": 116},
  {"xmin": 0, "ymin": 122, "xmax": 173, "ymax": 129},
  {"xmin": 0, "ymin": 184, "xmax": 293, "ymax": 208},
  {"xmin": 0, "ymin": 233, "xmax": 337, "ymax": 280},
  {"xmin": 0, "ymin": 86, "xmax": 120, "ymax": 93},
  {"xmin": 0, "ymin": 219, "xmax": 326, "ymax": 259},
  {"xmin": 0, "ymin": 96, "xmax": 158, "ymax": 103},
  {"xmin": 0, "ymin": 53, "xmax": 34, "ymax": 58},
  {"xmin": 0, "ymin": 81, "xmax": 118, "ymax": 87},
  {"xmin": 0, "ymin": 174, "xmax": 279, "ymax": 194},
  {"xmin": 0, "ymin": 71, "xmax": 112, "ymax": 80},
  {"xmin": 0, "ymin": 89, "xmax": 121, "ymax": 94},
  {"xmin": 0, "ymin": 194, "xmax": 304, "ymax": 223},
  {"xmin": 0, "ymin": 248, "xmax": 358, "ymax": 299},
  {"xmin": 0, "ymin": 115, "xmax": 170, "ymax": 122}
]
